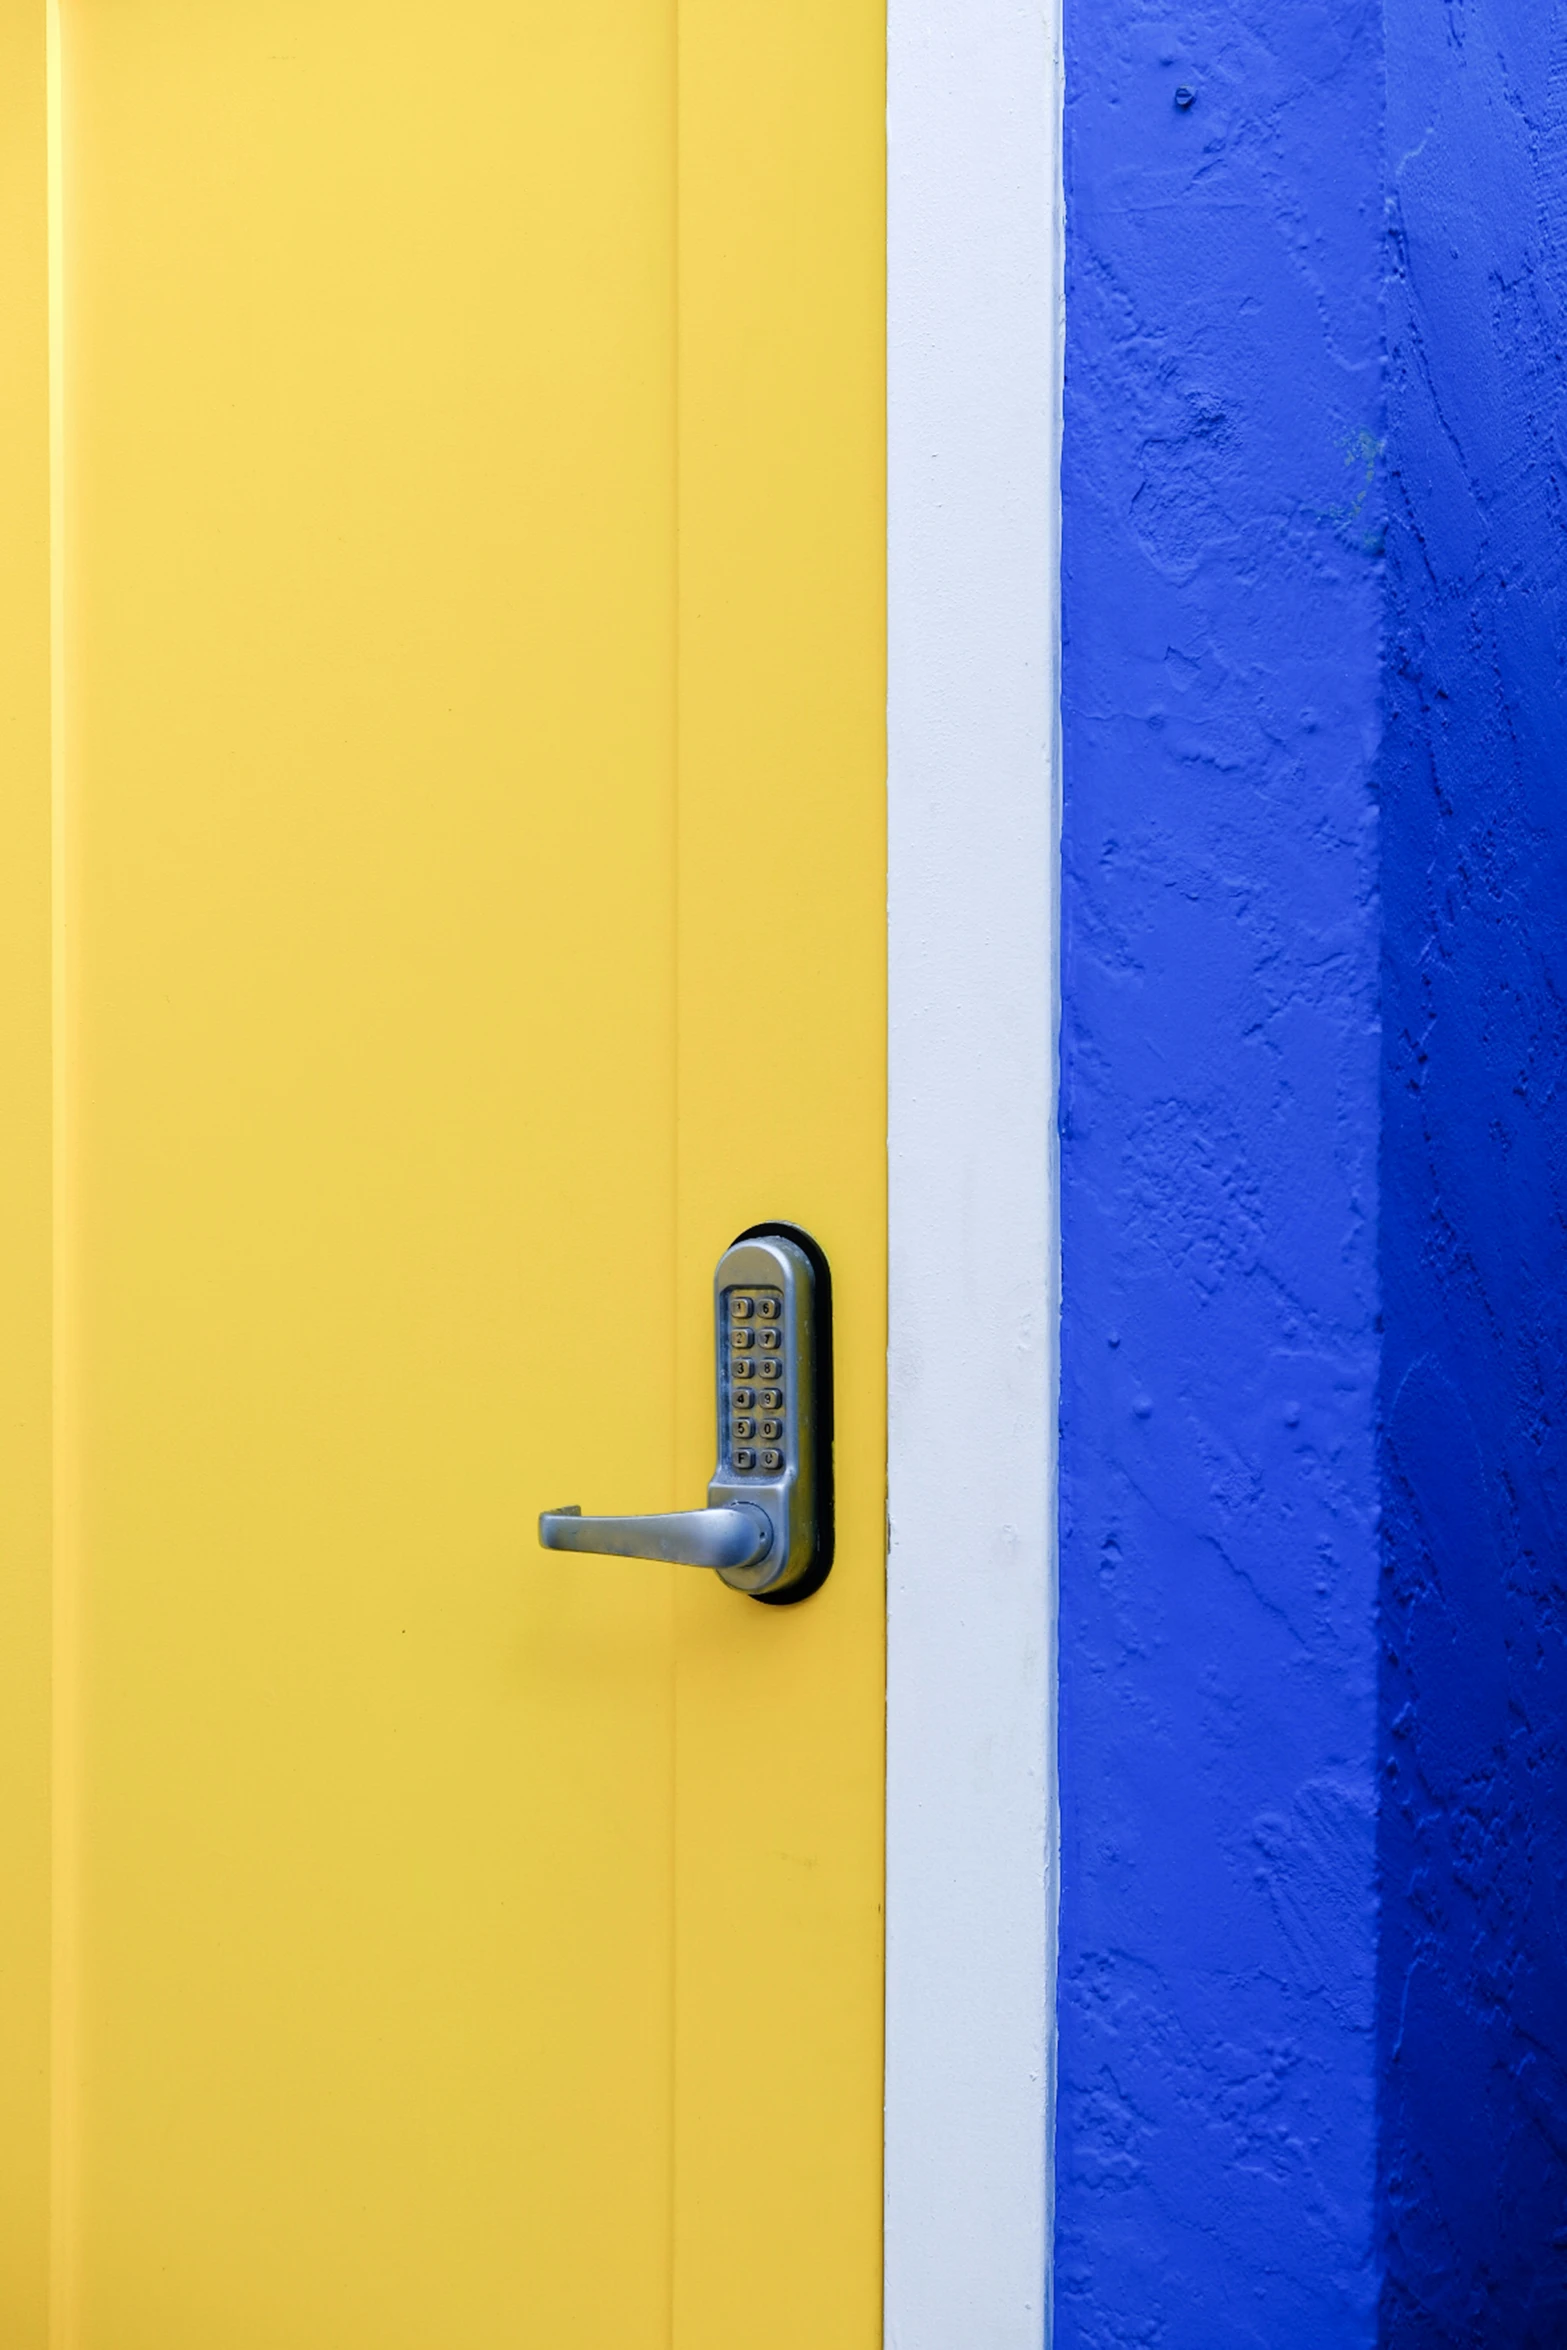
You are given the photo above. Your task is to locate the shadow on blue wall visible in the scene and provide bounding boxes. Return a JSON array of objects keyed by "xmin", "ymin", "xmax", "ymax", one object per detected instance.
[{"xmin": 1379, "ymin": 5, "xmax": 1567, "ymax": 2340}]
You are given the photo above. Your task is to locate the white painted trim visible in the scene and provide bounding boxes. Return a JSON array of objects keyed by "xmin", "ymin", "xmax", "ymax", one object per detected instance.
[{"xmin": 885, "ymin": 0, "xmax": 1063, "ymax": 2337}]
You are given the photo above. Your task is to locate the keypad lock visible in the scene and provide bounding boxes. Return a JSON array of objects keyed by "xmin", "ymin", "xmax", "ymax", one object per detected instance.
[{"xmin": 538, "ymin": 1227, "xmax": 830, "ymax": 1602}]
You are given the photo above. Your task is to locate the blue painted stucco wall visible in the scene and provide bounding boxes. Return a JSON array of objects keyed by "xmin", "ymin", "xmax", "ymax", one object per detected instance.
[
  {"xmin": 1379, "ymin": 4, "xmax": 1567, "ymax": 2340},
  {"xmin": 1058, "ymin": 0, "xmax": 1567, "ymax": 2340},
  {"xmin": 1057, "ymin": 6, "xmax": 1386, "ymax": 2339}
]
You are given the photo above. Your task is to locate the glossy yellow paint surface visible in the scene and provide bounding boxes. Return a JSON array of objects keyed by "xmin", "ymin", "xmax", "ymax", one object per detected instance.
[
  {"xmin": 0, "ymin": 5, "xmax": 54, "ymax": 2343},
  {"xmin": 1, "ymin": 1, "xmax": 883, "ymax": 2342}
]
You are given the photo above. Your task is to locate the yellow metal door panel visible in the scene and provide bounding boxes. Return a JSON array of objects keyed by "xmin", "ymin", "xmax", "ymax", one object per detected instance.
[
  {"xmin": 0, "ymin": 6, "xmax": 53, "ymax": 2342},
  {"xmin": 674, "ymin": 1, "xmax": 885, "ymax": 2342},
  {"xmin": 4, "ymin": 0, "xmax": 885, "ymax": 2343}
]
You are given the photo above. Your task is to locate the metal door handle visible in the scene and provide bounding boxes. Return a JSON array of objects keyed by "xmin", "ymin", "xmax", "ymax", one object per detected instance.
[
  {"xmin": 540, "ymin": 1504, "xmax": 770, "ymax": 1560},
  {"xmin": 537, "ymin": 1227, "xmax": 831, "ymax": 1601},
  {"xmin": 538, "ymin": 1502, "xmax": 772, "ymax": 1571}
]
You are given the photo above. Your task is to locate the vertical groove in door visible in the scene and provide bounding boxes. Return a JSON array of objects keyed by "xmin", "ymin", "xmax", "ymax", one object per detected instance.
[
  {"xmin": 46, "ymin": 5, "xmax": 79, "ymax": 2342},
  {"xmin": 665, "ymin": 3, "xmax": 683, "ymax": 2343}
]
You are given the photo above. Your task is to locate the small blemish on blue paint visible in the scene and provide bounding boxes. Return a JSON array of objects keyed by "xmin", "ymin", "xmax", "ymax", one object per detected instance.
[
  {"xmin": 1284, "ymin": 1402, "xmax": 1301, "ymax": 1427},
  {"xmin": 1174, "ymin": 85, "xmax": 1196, "ymax": 110},
  {"xmin": 1133, "ymin": 1395, "xmax": 1153, "ymax": 1418}
]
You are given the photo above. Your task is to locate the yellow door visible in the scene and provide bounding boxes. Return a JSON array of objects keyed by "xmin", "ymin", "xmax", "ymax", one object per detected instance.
[{"xmin": 0, "ymin": 0, "xmax": 884, "ymax": 2341}]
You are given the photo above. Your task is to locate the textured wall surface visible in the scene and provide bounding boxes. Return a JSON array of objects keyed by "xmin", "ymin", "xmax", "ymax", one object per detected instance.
[
  {"xmin": 1056, "ymin": 2, "xmax": 1386, "ymax": 2342},
  {"xmin": 1378, "ymin": 4, "xmax": 1567, "ymax": 2341},
  {"xmin": 1060, "ymin": 0, "xmax": 1567, "ymax": 2339}
]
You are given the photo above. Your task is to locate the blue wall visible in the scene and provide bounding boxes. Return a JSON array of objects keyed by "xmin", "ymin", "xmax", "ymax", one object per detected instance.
[
  {"xmin": 1057, "ymin": 5, "xmax": 1385, "ymax": 2339},
  {"xmin": 1379, "ymin": 3, "xmax": 1567, "ymax": 2340},
  {"xmin": 1059, "ymin": 1, "xmax": 1567, "ymax": 2340}
]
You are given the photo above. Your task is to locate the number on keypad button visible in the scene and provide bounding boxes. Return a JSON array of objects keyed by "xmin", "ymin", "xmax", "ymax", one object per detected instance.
[
  {"xmin": 733, "ymin": 1417, "xmax": 756, "ymax": 1440},
  {"xmin": 730, "ymin": 1295, "xmax": 753, "ymax": 1320},
  {"xmin": 731, "ymin": 1356, "xmax": 754, "ymax": 1379},
  {"xmin": 735, "ymin": 1447, "xmax": 757, "ymax": 1471},
  {"xmin": 756, "ymin": 1296, "xmax": 780, "ymax": 1321},
  {"xmin": 759, "ymin": 1387, "xmax": 782, "ymax": 1411}
]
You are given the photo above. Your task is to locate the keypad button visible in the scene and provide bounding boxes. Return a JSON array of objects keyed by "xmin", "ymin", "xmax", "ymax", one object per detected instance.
[
  {"xmin": 730, "ymin": 1326, "xmax": 753, "ymax": 1350},
  {"xmin": 758, "ymin": 1418, "xmax": 782, "ymax": 1442},
  {"xmin": 731, "ymin": 1386, "xmax": 755, "ymax": 1409},
  {"xmin": 757, "ymin": 1329, "xmax": 781, "ymax": 1354},
  {"xmin": 731, "ymin": 1356, "xmax": 754, "ymax": 1379},
  {"xmin": 733, "ymin": 1417, "xmax": 756, "ymax": 1440},
  {"xmin": 730, "ymin": 1295, "xmax": 753, "ymax": 1320},
  {"xmin": 757, "ymin": 1388, "xmax": 781, "ymax": 1412},
  {"xmin": 760, "ymin": 1448, "xmax": 783, "ymax": 1472},
  {"xmin": 756, "ymin": 1296, "xmax": 781, "ymax": 1321},
  {"xmin": 734, "ymin": 1448, "xmax": 757, "ymax": 1471}
]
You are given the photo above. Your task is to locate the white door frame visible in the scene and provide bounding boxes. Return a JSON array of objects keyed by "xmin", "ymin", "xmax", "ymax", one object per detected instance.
[{"xmin": 886, "ymin": 0, "xmax": 1064, "ymax": 2340}]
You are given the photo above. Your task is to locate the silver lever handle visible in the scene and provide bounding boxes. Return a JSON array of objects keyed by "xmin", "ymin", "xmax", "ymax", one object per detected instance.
[{"xmin": 538, "ymin": 1502, "xmax": 772, "ymax": 1572}]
